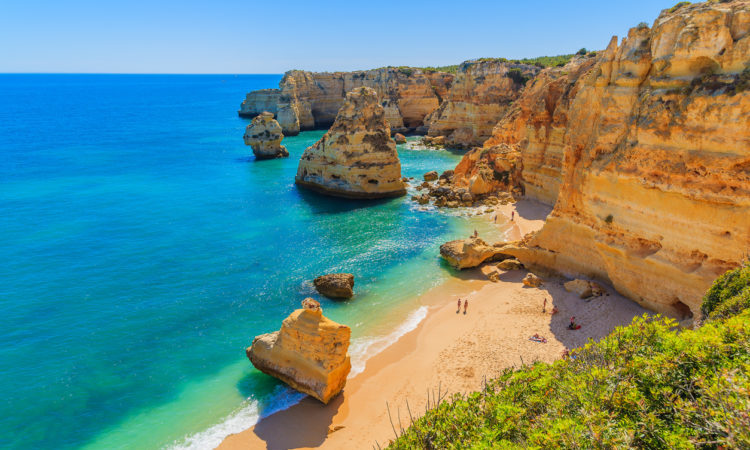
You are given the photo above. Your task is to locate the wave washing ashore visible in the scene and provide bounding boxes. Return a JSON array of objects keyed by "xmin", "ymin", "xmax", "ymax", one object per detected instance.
[{"xmin": 0, "ymin": 74, "xmax": 500, "ymax": 450}]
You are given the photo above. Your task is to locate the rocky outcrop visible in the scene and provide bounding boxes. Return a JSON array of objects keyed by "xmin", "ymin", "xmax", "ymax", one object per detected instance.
[
  {"xmin": 423, "ymin": 171, "xmax": 438, "ymax": 181},
  {"xmin": 452, "ymin": 144, "xmax": 524, "ymax": 195},
  {"xmin": 425, "ymin": 60, "xmax": 541, "ymax": 148},
  {"xmin": 564, "ymin": 279, "xmax": 606, "ymax": 299},
  {"xmin": 239, "ymin": 68, "xmax": 455, "ymax": 136},
  {"xmin": 522, "ymin": 273, "xmax": 543, "ymax": 287},
  {"xmin": 393, "ymin": 133, "xmax": 407, "ymax": 144},
  {"xmin": 246, "ymin": 298, "xmax": 351, "ymax": 404},
  {"xmin": 440, "ymin": 236, "xmax": 503, "ymax": 269},
  {"xmin": 488, "ymin": 1, "xmax": 750, "ymax": 319},
  {"xmin": 243, "ymin": 112, "xmax": 289, "ymax": 160},
  {"xmin": 295, "ymin": 87, "xmax": 407, "ymax": 198},
  {"xmin": 314, "ymin": 273, "xmax": 354, "ymax": 299},
  {"xmin": 497, "ymin": 259, "xmax": 523, "ymax": 271}
]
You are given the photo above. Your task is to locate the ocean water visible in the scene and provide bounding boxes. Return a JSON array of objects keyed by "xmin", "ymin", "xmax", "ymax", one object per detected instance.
[{"xmin": 0, "ymin": 74, "xmax": 502, "ymax": 449}]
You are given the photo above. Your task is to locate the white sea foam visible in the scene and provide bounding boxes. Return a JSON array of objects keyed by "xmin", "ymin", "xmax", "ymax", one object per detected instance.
[{"xmin": 166, "ymin": 306, "xmax": 429, "ymax": 449}]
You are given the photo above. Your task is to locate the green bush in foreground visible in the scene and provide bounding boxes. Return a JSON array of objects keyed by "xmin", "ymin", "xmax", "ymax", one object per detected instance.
[{"xmin": 389, "ymin": 266, "xmax": 750, "ymax": 449}]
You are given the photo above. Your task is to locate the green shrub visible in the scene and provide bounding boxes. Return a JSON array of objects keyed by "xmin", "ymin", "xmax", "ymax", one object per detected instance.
[
  {"xmin": 701, "ymin": 262, "xmax": 750, "ymax": 319},
  {"xmin": 577, "ymin": 48, "xmax": 588, "ymax": 55},
  {"xmin": 604, "ymin": 214, "xmax": 613, "ymax": 224},
  {"xmin": 506, "ymin": 68, "xmax": 530, "ymax": 85},
  {"xmin": 390, "ymin": 266, "xmax": 750, "ymax": 449}
]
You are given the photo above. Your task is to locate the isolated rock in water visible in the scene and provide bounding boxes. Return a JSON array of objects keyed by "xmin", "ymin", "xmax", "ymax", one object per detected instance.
[
  {"xmin": 393, "ymin": 133, "xmax": 407, "ymax": 144},
  {"xmin": 497, "ymin": 259, "xmax": 523, "ymax": 271},
  {"xmin": 295, "ymin": 87, "xmax": 407, "ymax": 198},
  {"xmin": 246, "ymin": 298, "xmax": 351, "ymax": 404},
  {"xmin": 314, "ymin": 273, "xmax": 354, "ymax": 299},
  {"xmin": 243, "ymin": 112, "xmax": 289, "ymax": 160},
  {"xmin": 522, "ymin": 273, "xmax": 543, "ymax": 288},
  {"xmin": 423, "ymin": 171, "xmax": 438, "ymax": 181},
  {"xmin": 440, "ymin": 236, "xmax": 501, "ymax": 269}
]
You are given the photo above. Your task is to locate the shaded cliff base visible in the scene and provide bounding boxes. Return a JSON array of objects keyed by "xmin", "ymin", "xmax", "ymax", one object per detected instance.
[{"xmin": 218, "ymin": 201, "xmax": 648, "ymax": 449}]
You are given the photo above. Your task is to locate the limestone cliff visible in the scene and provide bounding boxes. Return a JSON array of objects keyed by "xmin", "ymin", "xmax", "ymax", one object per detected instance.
[
  {"xmin": 295, "ymin": 87, "xmax": 407, "ymax": 198},
  {"xmin": 425, "ymin": 60, "xmax": 541, "ymax": 148},
  {"xmin": 243, "ymin": 112, "xmax": 289, "ymax": 160},
  {"xmin": 239, "ymin": 68, "xmax": 454, "ymax": 136},
  {"xmin": 490, "ymin": 0, "xmax": 750, "ymax": 319},
  {"xmin": 247, "ymin": 298, "xmax": 351, "ymax": 404}
]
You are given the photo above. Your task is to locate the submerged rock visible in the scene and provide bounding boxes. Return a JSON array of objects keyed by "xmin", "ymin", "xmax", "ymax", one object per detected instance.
[
  {"xmin": 243, "ymin": 112, "xmax": 289, "ymax": 160},
  {"xmin": 440, "ymin": 236, "xmax": 502, "ymax": 269},
  {"xmin": 314, "ymin": 273, "xmax": 354, "ymax": 299},
  {"xmin": 246, "ymin": 298, "xmax": 351, "ymax": 404},
  {"xmin": 295, "ymin": 87, "xmax": 407, "ymax": 198}
]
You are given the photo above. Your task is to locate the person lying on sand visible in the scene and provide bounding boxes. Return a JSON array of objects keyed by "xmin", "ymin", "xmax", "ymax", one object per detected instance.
[
  {"xmin": 551, "ymin": 306, "xmax": 559, "ymax": 315},
  {"xmin": 568, "ymin": 316, "xmax": 581, "ymax": 330},
  {"xmin": 529, "ymin": 333, "xmax": 547, "ymax": 343}
]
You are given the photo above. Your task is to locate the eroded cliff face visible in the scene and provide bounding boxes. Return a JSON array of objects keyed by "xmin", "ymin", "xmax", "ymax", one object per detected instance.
[
  {"xmin": 425, "ymin": 60, "xmax": 540, "ymax": 148},
  {"xmin": 295, "ymin": 87, "xmax": 406, "ymax": 198},
  {"xmin": 239, "ymin": 68, "xmax": 454, "ymax": 136},
  {"xmin": 247, "ymin": 299, "xmax": 351, "ymax": 404},
  {"xmin": 493, "ymin": 0, "xmax": 750, "ymax": 319}
]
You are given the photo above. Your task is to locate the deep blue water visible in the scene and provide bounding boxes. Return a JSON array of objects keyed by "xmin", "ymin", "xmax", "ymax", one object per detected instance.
[{"xmin": 0, "ymin": 74, "xmax": 487, "ymax": 449}]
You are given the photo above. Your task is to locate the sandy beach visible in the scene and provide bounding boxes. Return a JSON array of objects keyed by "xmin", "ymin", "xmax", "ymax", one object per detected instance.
[{"xmin": 219, "ymin": 200, "xmax": 648, "ymax": 449}]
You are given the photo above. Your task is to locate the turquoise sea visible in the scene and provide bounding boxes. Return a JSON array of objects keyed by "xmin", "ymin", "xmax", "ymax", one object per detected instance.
[{"xmin": 0, "ymin": 74, "xmax": 503, "ymax": 449}]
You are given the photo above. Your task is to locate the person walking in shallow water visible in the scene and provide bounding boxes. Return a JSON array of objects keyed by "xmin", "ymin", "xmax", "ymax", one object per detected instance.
[{"xmin": 463, "ymin": 299, "xmax": 468, "ymax": 314}]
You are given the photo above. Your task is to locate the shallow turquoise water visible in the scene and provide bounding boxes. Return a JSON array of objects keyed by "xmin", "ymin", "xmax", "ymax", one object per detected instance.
[{"xmin": 0, "ymin": 74, "xmax": 499, "ymax": 449}]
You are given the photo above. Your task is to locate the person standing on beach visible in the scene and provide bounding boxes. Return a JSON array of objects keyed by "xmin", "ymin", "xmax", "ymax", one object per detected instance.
[
  {"xmin": 457, "ymin": 298, "xmax": 461, "ymax": 312},
  {"xmin": 543, "ymin": 298, "xmax": 547, "ymax": 313},
  {"xmin": 464, "ymin": 299, "xmax": 468, "ymax": 314},
  {"xmin": 511, "ymin": 211, "xmax": 515, "ymax": 221}
]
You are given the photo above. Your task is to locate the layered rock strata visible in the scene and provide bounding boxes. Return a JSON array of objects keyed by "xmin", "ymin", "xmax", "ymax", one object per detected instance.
[
  {"xmin": 425, "ymin": 60, "xmax": 541, "ymax": 148},
  {"xmin": 487, "ymin": 1, "xmax": 750, "ymax": 319},
  {"xmin": 246, "ymin": 298, "xmax": 351, "ymax": 404},
  {"xmin": 243, "ymin": 112, "xmax": 289, "ymax": 159},
  {"xmin": 295, "ymin": 87, "xmax": 407, "ymax": 198},
  {"xmin": 239, "ymin": 68, "xmax": 455, "ymax": 136}
]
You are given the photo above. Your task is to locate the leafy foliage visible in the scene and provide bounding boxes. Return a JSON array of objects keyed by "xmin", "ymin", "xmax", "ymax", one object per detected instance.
[
  {"xmin": 702, "ymin": 261, "xmax": 750, "ymax": 320},
  {"xmin": 389, "ymin": 266, "xmax": 750, "ymax": 449},
  {"xmin": 505, "ymin": 68, "xmax": 530, "ymax": 86},
  {"xmin": 669, "ymin": 1, "xmax": 691, "ymax": 13}
]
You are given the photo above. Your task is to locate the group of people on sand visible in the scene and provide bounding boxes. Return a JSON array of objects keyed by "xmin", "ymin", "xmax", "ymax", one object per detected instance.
[
  {"xmin": 492, "ymin": 210, "xmax": 515, "ymax": 224},
  {"xmin": 542, "ymin": 298, "xmax": 558, "ymax": 315},
  {"xmin": 456, "ymin": 298, "xmax": 468, "ymax": 314}
]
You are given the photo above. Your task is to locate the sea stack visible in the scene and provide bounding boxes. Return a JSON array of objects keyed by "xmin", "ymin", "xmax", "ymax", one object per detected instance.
[
  {"xmin": 295, "ymin": 87, "xmax": 407, "ymax": 198},
  {"xmin": 246, "ymin": 298, "xmax": 351, "ymax": 404},
  {"xmin": 243, "ymin": 112, "xmax": 289, "ymax": 160}
]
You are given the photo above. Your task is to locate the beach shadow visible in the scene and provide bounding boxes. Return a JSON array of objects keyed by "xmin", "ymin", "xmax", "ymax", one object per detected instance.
[
  {"xmin": 522, "ymin": 276, "xmax": 648, "ymax": 354},
  {"xmin": 514, "ymin": 199, "xmax": 552, "ymax": 221},
  {"xmin": 438, "ymin": 261, "xmax": 489, "ymax": 281},
  {"xmin": 252, "ymin": 393, "xmax": 344, "ymax": 450}
]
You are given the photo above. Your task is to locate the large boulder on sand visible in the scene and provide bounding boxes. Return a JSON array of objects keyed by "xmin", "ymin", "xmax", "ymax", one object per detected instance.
[
  {"xmin": 522, "ymin": 273, "xmax": 543, "ymax": 287},
  {"xmin": 564, "ymin": 279, "xmax": 606, "ymax": 299},
  {"xmin": 314, "ymin": 273, "xmax": 354, "ymax": 299},
  {"xmin": 295, "ymin": 87, "xmax": 406, "ymax": 199},
  {"xmin": 440, "ymin": 236, "xmax": 502, "ymax": 269},
  {"xmin": 497, "ymin": 259, "xmax": 523, "ymax": 270},
  {"xmin": 247, "ymin": 298, "xmax": 351, "ymax": 404},
  {"xmin": 243, "ymin": 112, "xmax": 290, "ymax": 160}
]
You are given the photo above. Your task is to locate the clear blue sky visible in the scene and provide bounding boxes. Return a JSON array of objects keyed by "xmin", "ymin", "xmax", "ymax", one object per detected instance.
[{"xmin": 0, "ymin": 0, "xmax": 678, "ymax": 73}]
